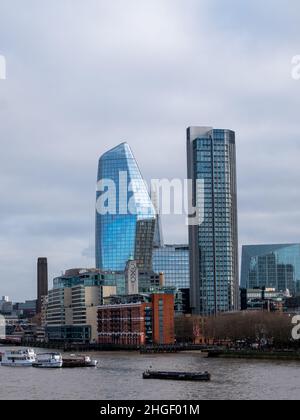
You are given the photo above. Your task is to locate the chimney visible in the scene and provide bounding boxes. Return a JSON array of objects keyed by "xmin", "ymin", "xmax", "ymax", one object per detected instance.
[{"xmin": 37, "ymin": 258, "xmax": 48, "ymax": 314}]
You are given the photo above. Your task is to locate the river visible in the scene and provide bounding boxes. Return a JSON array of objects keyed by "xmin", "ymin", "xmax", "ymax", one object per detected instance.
[{"xmin": 0, "ymin": 348, "xmax": 299, "ymax": 400}]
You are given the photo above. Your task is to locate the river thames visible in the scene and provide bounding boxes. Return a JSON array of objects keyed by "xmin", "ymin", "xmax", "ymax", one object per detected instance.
[{"xmin": 0, "ymin": 349, "xmax": 299, "ymax": 400}]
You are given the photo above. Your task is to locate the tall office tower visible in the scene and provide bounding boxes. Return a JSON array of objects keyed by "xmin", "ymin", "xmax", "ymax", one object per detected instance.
[
  {"xmin": 37, "ymin": 257, "xmax": 48, "ymax": 314},
  {"xmin": 187, "ymin": 127, "xmax": 239, "ymax": 315},
  {"xmin": 241, "ymin": 244, "xmax": 300, "ymax": 295},
  {"xmin": 96, "ymin": 143, "xmax": 156, "ymax": 272}
]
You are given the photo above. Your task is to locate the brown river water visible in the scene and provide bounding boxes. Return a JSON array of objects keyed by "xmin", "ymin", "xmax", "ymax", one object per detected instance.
[{"xmin": 0, "ymin": 348, "xmax": 299, "ymax": 400}]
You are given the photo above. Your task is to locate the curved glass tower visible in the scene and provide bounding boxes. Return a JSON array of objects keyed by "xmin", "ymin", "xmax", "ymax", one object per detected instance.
[{"xmin": 96, "ymin": 143, "xmax": 156, "ymax": 272}]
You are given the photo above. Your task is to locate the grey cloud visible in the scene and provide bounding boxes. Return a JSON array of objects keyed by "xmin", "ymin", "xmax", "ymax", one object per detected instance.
[{"xmin": 0, "ymin": 0, "xmax": 299, "ymax": 299}]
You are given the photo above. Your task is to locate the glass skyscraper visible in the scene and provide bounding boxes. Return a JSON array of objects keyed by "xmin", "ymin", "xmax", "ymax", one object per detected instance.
[
  {"xmin": 153, "ymin": 245, "xmax": 190, "ymax": 289},
  {"xmin": 187, "ymin": 127, "xmax": 239, "ymax": 315},
  {"xmin": 96, "ymin": 143, "xmax": 156, "ymax": 272},
  {"xmin": 241, "ymin": 244, "xmax": 300, "ymax": 295}
]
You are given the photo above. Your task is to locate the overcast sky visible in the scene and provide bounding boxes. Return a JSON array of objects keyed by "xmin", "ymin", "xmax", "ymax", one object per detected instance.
[{"xmin": 0, "ymin": 0, "xmax": 300, "ymax": 301}]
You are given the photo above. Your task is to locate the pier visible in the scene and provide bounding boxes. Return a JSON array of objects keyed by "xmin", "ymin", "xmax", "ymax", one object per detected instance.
[
  {"xmin": 207, "ymin": 349, "xmax": 300, "ymax": 361},
  {"xmin": 1, "ymin": 339, "xmax": 218, "ymax": 354}
]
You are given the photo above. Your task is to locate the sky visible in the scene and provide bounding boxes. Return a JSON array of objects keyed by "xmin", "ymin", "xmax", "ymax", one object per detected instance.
[{"xmin": 0, "ymin": 0, "xmax": 300, "ymax": 301}]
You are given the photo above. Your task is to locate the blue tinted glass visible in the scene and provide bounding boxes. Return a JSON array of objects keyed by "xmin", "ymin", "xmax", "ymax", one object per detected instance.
[
  {"xmin": 241, "ymin": 244, "xmax": 300, "ymax": 295},
  {"xmin": 153, "ymin": 245, "xmax": 190, "ymax": 289},
  {"xmin": 96, "ymin": 143, "xmax": 156, "ymax": 271}
]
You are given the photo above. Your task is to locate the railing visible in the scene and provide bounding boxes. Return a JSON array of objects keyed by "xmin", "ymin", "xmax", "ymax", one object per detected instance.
[
  {"xmin": 0, "ymin": 338, "xmax": 225, "ymax": 353},
  {"xmin": 140, "ymin": 344, "xmax": 221, "ymax": 353},
  {"xmin": 16, "ymin": 340, "xmax": 141, "ymax": 352}
]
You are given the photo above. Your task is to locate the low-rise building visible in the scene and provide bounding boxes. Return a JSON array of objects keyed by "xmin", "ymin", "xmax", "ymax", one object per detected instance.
[
  {"xmin": 46, "ymin": 269, "xmax": 117, "ymax": 343},
  {"xmin": 240, "ymin": 288, "xmax": 287, "ymax": 312},
  {"xmin": 98, "ymin": 293, "xmax": 175, "ymax": 347},
  {"xmin": 284, "ymin": 296, "xmax": 300, "ymax": 314},
  {"xmin": 14, "ymin": 300, "xmax": 37, "ymax": 319},
  {"xmin": 44, "ymin": 265, "xmax": 181, "ymax": 344}
]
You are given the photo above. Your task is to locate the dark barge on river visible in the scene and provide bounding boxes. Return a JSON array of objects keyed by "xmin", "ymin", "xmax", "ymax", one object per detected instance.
[{"xmin": 143, "ymin": 370, "xmax": 211, "ymax": 382}]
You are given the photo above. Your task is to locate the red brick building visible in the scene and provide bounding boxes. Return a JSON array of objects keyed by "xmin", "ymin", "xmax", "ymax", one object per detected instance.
[{"xmin": 97, "ymin": 294, "xmax": 175, "ymax": 346}]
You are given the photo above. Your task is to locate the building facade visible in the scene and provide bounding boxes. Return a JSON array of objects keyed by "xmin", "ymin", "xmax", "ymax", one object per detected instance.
[
  {"xmin": 187, "ymin": 127, "xmax": 239, "ymax": 315},
  {"xmin": 53, "ymin": 268, "xmax": 126, "ymax": 295},
  {"xmin": 241, "ymin": 244, "xmax": 300, "ymax": 295},
  {"xmin": 153, "ymin": 245, "xmax": 190, "ymax": 289},
  {"xmin": 96, "ymin": 143, "xmax": 156, "ymax": 272},
  {"xmin": 46, "ymin": 269, "xmax": 117, "ymax": 343},
  {"xmin": 98, "ymin": 293, "xmax": 175, "ymax": 346},
  {"xmin": 14, "ymin": 300, "xmax": 37, "ymax": 319},
  {"xmin": 46, "ymin": 285, "xmax": 116, "ymax": 343},
  {"xmin": 240, "ymin": 288, "xmax": 286, "ymax": 312},
  {"xmin": 0, "ymin": 296, "xmax": 13, "ymax": 315},
  {"xmin": 151, "ymin": 187, "xmax": 164, "ymax": 248},
  {"xmin": 98, "ymin": 301, "xmax": 152, "ymax": 346}
]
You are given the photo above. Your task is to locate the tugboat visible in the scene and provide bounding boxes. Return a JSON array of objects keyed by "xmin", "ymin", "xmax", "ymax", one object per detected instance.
[
  {"xmin": 0, "ymin": 349, "xmax": 36, "ymax": 367},
  {"xmin": 62, "ymin": 355, "xmax": 98, "ymax": 368},
  {"xmin": 143, "ymin": 370, "xmax": 211, "ymax": 382},
  {"xmin": 33, "ymin": 353, "xmax": 63, "ymax": 368}
]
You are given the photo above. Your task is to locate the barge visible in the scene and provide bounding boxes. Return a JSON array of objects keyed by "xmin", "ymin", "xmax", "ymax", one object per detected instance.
[
  {"xmin": 62, "ymin": 355, "xmax": 98, "ymax": 368},
  {"xmin": 143, "ymin": 370, "xmax": 211, "ymax": 382}
]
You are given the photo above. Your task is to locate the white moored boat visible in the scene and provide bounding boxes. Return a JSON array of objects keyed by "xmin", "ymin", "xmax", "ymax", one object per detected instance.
[
  {"xmin": 83, "ymin": 355, "xmax": 98, "ymax": 367},
  {"xmin": 33, "ymin": 352, "xmax": 63, "ymax": 368},
  {"xmin": 1, "ymin": 349, "xmax": 36, "ymax": 367}
]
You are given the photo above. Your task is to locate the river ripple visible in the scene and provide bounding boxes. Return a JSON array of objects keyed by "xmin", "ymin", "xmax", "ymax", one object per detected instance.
[{"xmin": 0, "ymin": 348, "xmax": 299, "ymax": 400}]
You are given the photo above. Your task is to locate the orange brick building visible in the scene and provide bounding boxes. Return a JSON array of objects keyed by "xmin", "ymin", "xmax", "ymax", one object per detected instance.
[
  {"xmin": 97, "ymin": 294, "xmax": 175, "ymax": 346},
  {"xmin": 151, "ymin": 294, "xmax": 175, "ymax": 345}
]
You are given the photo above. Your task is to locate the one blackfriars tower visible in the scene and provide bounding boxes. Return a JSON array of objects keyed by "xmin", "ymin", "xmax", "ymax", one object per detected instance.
[
  {"xmin": 187, "ymin": 127, "xmax": 239, "ymax": 315},
  {"xmin": 95, "ymin": 143, "xmax": 156, "ymax": 272}
]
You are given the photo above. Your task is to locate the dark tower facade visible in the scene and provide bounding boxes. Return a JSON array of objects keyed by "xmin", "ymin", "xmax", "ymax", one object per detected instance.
[{"xmin": 37, "ymin": 257, "xmax": 48, "ymax": 314}]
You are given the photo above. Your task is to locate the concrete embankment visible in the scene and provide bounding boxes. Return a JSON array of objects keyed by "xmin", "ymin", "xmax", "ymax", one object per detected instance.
[{"xmin": 207, "ymin": 350, "xmax": 300, "ymax": 361}]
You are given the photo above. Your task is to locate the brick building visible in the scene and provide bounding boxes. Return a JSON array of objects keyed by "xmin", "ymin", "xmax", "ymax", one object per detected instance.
[{"xmin": 98, "ymin": 293, "xmax": 175, "ymax": 346}]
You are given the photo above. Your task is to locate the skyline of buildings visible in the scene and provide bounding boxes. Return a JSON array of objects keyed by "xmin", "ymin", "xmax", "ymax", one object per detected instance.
[
  {"xmin": 3, "ymin": 126, "xmax": 300, "ymax": 324},
  {"xmin": 2, "ymin": 125, "xmax": 300, "ymax": 349},
  {"xmin": 187, "ymin": 127, "xmax": 239, "ymax": 316},
  {"xmin": 94, "ymin": 126, "xmax": 240, "ymax": 318}
]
